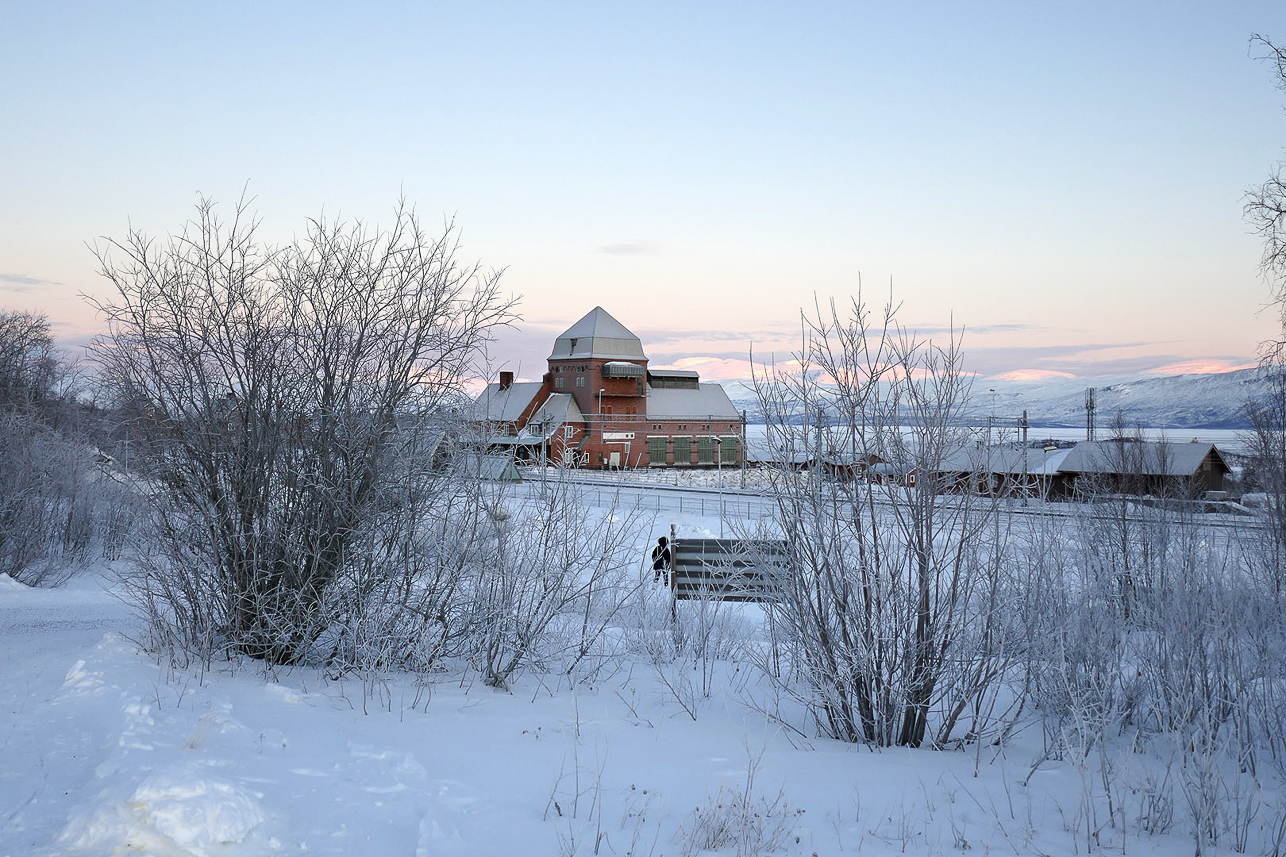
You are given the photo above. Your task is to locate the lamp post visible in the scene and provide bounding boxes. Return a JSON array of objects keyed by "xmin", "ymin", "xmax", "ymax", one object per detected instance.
[
  {"xmin": 1019, "ymin": 407, "xmax": 1028, "ymax": 506},
  {"xmin": 713, "ymin": 437, "xmax": 724, "ymax": 537},
  {"xmin": 597, "ymin": 388, "xmax": 606, "ymax": 468}
]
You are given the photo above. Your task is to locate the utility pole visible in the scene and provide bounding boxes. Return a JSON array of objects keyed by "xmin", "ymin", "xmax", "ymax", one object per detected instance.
[
  {"xmin": 1020, "ymin": 409, "xmax": 1029, "ymax": 505},
  {"xmin": 714, "ymin": 437, "xmax": 724, "ymax": 537},
  {"xmin": 739, "ymin": 409, "xmax": 747, "ymax": 489},
  {"xmin": 988, "ymin": 388, "xmax": 997, "ymax": 446}
]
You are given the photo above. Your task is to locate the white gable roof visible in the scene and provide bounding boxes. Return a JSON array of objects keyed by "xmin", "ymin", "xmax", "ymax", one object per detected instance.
[
  {"xmin": 1058, "ymin": 440, "xmax": 1227, "ymax": 477},
  {"xmin": 937, "ymin": 445, "xmax": 1073, "ymax": 476},
  {"xmin": 473, "ymin": 381, "xmax": 544, "ymax": 423},
  {"xmin": 646, "ymin": 383, "xmax": 740, "ymax": 420},
  {"xmin": 529, "ymin": 392, "xmax": 583, "ymax": 426}
]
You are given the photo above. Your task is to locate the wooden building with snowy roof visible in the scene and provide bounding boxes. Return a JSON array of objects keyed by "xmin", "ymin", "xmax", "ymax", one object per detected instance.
[{"xmin": 931, "ymin": 438, "xmax": 1229, "ymax": 500}]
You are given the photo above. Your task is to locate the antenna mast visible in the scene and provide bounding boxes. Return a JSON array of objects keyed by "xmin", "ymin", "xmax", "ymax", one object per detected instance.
[{"xmin": 1084, "ymin": 387, "xmax": 1096, "ymax": 441}]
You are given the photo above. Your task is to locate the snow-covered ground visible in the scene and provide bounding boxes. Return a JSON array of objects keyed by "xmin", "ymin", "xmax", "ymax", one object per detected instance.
[{"xmin": 1, "ymin": 498, "xmax": 1278, "ymax": 856}]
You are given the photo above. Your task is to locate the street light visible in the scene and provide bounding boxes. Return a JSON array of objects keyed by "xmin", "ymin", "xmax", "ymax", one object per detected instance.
[
  {"xmin": 596, "ymin": 388, "xmax": 607, "ymax": 468},
  {"xmin": 713, "ymin": 436, "xmax": 724, "ymax": 537},
  {"xmin": 598, "ymin": 388, "xmax": 606, "ymax": 441}
]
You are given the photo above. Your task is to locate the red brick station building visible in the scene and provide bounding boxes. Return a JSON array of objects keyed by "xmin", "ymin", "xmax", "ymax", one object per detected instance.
[{"xmin": 474, "ymin": 307, "xmax": 744, "ymax": 468}]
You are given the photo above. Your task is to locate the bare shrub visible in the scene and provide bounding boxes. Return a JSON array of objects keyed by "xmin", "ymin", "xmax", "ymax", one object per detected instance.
[
  {"xmin": 311, "ymin": 428, "xmax": 488, "ymax": 677},
  {"xmin": 0, "ymin": 309, "xmax": 58, "ymax": 413},
  {"xmin": 1023, "ymin": 447, "xmax": 1286, "ymax": 853},
  {"xmin": 678, "ymin": 751, "xmax": 802, "ymax": 857},
  {"xmin": 0, "ymin": 310, "xmax": 135, "ymax": 584},
  {"xmin": 750, "ymin": 294, "xmax": 1016, "ymax": 748},
  {"xmin": 1242, "ymin": 369, "xmax": 1286, "ymax": 597},
  {"xmin": 0, "ymin": 411, "xmax": 138, "ymax": 585},
  {"xmin": 466, "ymin": 471, "xmax": 644, "ymax": 689},
  {"xmin": 91, "ymin": 195, "xmax": 513, "ymax": 665}
]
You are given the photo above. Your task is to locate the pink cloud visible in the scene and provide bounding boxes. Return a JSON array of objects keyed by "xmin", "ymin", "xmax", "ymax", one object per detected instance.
[
  {"xmin": 989, "ymin": 369, "xmax": 1076, "ymax": 381},
  {"xmin": 1143, "ymin": 359, "xmax": 1257, "ymax": 376},
  {"xmin": 658, "ymin": 356, "xmax": 759, "ymax": 381}
]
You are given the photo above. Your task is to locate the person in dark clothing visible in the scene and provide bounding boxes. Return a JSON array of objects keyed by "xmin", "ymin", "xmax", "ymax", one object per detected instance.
[{"xmin": 650, "ymin": 536, "xmax": 671, "ymax": 582}]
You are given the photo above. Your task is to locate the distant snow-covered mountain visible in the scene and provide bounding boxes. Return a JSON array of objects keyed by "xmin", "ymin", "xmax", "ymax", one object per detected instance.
[
  {"xmin": 981, "ymin": 369, "xmax": 1269, "ymax": 429},
  {"xmin": 720, "ymin": 368, "xmax": 1273, "ymax": 429}
]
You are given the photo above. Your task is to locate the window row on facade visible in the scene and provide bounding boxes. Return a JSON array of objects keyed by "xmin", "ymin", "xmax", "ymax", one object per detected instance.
[{"xmin": 646, "ymin": 435, "xmax": 740, "ymax": 465}]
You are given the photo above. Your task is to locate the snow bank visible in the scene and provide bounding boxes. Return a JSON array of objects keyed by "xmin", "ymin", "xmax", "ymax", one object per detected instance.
[
  {"xmin": 61, "ymin": 770, "xmax": 265, "ymax": 857},
  {"xmin": 131, "ymin": 775, "xmax": 265, "ymax": 855},
  {"xmin": 0, "ymin": 572, "xmax": 28, "ymax": 591}
]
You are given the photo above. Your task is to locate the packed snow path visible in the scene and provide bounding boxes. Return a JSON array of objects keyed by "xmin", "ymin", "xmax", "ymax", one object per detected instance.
[{"xmin": 0, "ymin": 572, "xmax": 140, "ymax": 854}]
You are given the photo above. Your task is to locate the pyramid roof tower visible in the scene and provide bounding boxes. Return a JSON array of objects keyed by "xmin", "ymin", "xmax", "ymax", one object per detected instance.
[{"xmin": 548, "ymin": 307, "xmax": 647, "ymax": 361}]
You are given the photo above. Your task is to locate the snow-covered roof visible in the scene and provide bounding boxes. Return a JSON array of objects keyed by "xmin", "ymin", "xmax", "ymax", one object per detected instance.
[
  {"xmin": 743, "ymin": 434, "xmax": 813, "ymax": 465},
  {"xmin": 528, "ymin": 392, "xmax": 583, "ymax": 427},
  {"xmin": 453, "ymin": 454, "xmax": 523, "ymax": 482},
  {"xmin": 486, "ymin": 393, "xmax": 582, "ymax": 446},
  {"xmin": 934, "ymin": 440, "xmax": 1228, "ymax": 478},
  {"xmin": 548, "ymin": 307, "xmax": 647, "ymax": 360},
  {"xmin": 1057, "ymin": 440, "xmax": 1228, "ymax": 477},
  {"xmin": 937, "ymin": 445, "xmax": 1073, "ymax": 476},
  {"xmin": 602, "ymin": 361, "xmax": 645, "ymax": 378},
  {"xmin": 646, "ymin": 384, "xmax": 740, "ymax": 420},
  {"xmin": 473, "ymin": 381, "xmax": 544, "ymax": 423}
]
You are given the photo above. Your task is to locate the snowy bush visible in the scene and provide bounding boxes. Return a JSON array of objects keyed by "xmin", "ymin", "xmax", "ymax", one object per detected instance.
[
  {"xmin": 1014, "ymin": 476, "xmax": 1286, "ymax": 853},
  {"xmin": 749, "ymin": 296, "xmax": 1019, "ymax": 748},
  {"xmin": 0, "ymin": 310, "xmax": 136, "ymax": 584},
  {"xmin": 677, "ymin": 753, "xmax": 802, "ymax": 857},
  {"xmin": 91, "ymin": 196, "xmax": 513, "ymax": 665},
  {"xmin": 464, "ymin": 472, "xmax": 644, "ymax": 689},
  {"xmin": 0, "ymin": 411, "xmax": 138, "ymax": 585}
]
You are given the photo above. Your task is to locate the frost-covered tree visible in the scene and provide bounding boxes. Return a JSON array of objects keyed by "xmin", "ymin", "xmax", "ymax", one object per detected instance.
[
  {"xmin": 91, "ymin": 196, "xmax": 513, "ymax": 664},
  {"xmin": 1243, "ymin": 371, "xmax": 1286, "ymax": 595},
  {"xmin": 0, "ymin": 310, "xmax": 135, "ymax": 583},
  {"xmin": 750, "ymin": 295, "xmax": 1017, "ymax": 748},
  {"xmin": 1248, "ymin": 34, "xmax": 1286, "ymax": 356},
  {"xmin": 0, "ymin": 310, "xmax": 59, "ymax": 413}
]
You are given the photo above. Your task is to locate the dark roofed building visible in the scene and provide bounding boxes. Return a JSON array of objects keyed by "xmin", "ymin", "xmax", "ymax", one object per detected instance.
[
  {"xmin": 934, "ymin": 444, "xmax": 1074, "ymax": 498},
  {"xmin": 931, "ymin": 439, "xmax": 1229, "ymax": 499},
  {"xmin": 1057, "ymin": 439, "xmax": 1229, "ymax": 498}
]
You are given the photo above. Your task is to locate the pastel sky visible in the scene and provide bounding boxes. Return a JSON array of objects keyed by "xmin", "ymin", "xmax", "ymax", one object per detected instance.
[{"xmin": 2, "ymin": 2, "xmax": 1284, "ymax": 383}]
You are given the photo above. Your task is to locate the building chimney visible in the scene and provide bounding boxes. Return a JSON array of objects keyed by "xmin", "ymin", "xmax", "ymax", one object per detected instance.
[{"xmin": 499, "ymin": 371, "xmax": 513, "ymax": 390}]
